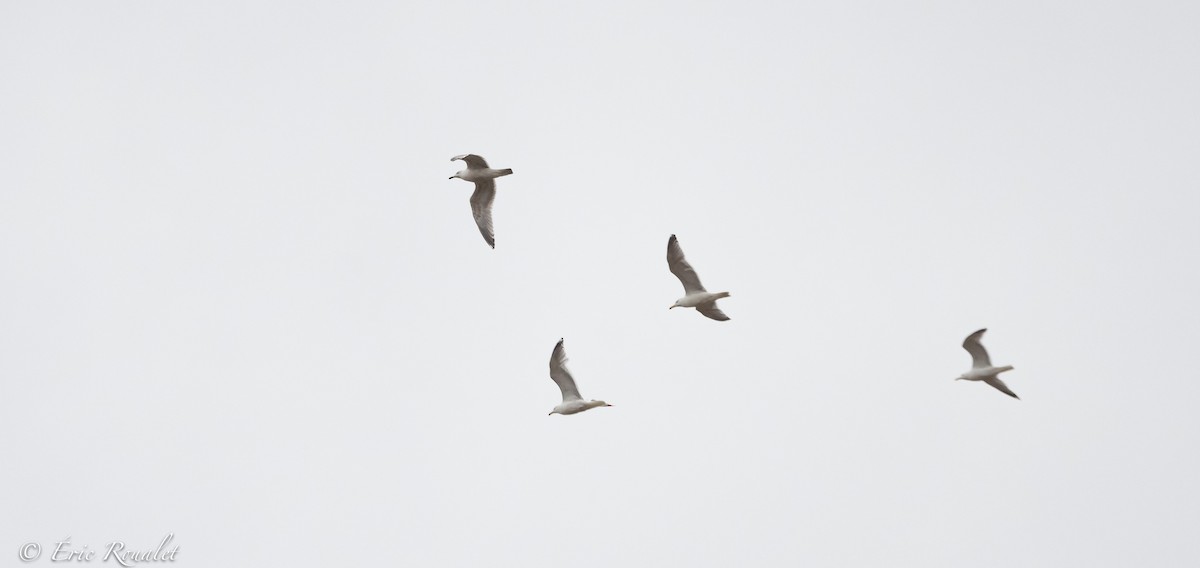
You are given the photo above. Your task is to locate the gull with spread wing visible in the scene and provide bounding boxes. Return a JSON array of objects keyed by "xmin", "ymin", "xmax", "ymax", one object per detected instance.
[
  {"xmin": 667, "ymin": 234, "xmax": 731, "ymax": 321},
  {"xmin": 448, "ymin": 154, "xmax": 513, "ymax": 248},
  {"xmin": 956, "ymin": 328, "xmax": 1019, "ymax": 399},
  {"xmin": 547, "ymin": 339, "xmax": 612, "ymax": 416}
]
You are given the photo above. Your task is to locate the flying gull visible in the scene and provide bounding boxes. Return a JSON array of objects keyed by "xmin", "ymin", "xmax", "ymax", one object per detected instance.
[
  {"xmin": 547, "ymin": 339, "xmax": 612, "ymax": 416},
  {"xmin": 448, "ymin": 154, "xmax": 513, "ymax": 248},
  {"xmin": 956, "ymin": 328, "xmax": 1019, "ymax": 399},
  {"xmin": 667, "ymin": 234, "xmax": 731, "ymax": 321}
]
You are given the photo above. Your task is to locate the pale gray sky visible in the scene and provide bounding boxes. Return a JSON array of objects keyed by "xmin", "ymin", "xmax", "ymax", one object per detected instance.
[{"xmin": 2, "ymin": 1, "xmax": 1199, "ymax": 566}]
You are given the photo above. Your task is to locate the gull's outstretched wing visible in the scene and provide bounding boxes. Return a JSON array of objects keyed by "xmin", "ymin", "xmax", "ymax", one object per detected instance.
[
  {"xmin": 451, "ymin": 154, "xmax": 489, "ymax": 169},
  {"xmin": 667, "ymin": 234, "xmax": 706, "ymax": 294},
  {"xmin": 962, "ymin": 328, "xmax": 992, "ymax": 369},
  {"xmin": 549, "ymin": 339, "xmax": 583, "ymax": 402},
  {"xmin": 696, "ymin": 301, "xmax": 730, "ymax": 321},
  {"xmin": 469, "ymin": 180, "xmax": 496, "ymax": 248},
  {"xmin": 983, "ymin": 376, "xmax": 1020, "ymax": 399}
]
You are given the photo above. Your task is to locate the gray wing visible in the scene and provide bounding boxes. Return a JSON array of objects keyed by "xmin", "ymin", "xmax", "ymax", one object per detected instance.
[
  {"xmin": 451, "ymin": 153, "xmax": 489, "ymax": 169},
  {"xmin": 667, "ymin": 234, "xmax": 706, "ymax": 294},
  {"xmin": 549, "ymin": 339, "xmax": 583, "ymax": 402},
  {"xmin": 696, "ymin": 301, "xmax": 730, "ymax": 321},
  {"xmin": 962, "ymin": 328, "xmax": 992, "ymax": 369},
  {"xmin": 469, "ymin": 180, "xmax": 496, "ymax": 248},
  {"xmin": 983, "ymin": 376, "xmax": 1020, "ymax": 399}
]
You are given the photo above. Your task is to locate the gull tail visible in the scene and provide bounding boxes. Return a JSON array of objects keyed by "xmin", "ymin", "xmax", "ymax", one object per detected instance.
[
  {"xmin": 995, "ymin": 365, "xmax": 1014, "ymax": 373},
  {"xmin": 715, "ymin": 292, "xmax": 731, "ymax": 299}
]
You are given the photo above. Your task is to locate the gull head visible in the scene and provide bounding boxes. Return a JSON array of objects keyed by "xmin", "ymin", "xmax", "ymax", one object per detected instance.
[
  {"xmin": 669, "ymin": 300, "xmax": 681, "ymax": 309},
  {"xmin": 593, "ymin": 400, "xmax": 612, "ymax": 407},
  {"xmin": 448, "ymin": 173, "xmax": 460, "ymax": 180}
]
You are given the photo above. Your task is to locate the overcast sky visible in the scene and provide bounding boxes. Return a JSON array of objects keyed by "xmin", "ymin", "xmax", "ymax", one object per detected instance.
[{"xmin": 2, "ymin": 1, "xmax": 1199, "ymax": 566}]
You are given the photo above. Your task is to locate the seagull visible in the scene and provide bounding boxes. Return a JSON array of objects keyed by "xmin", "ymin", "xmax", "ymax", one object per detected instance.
[
  {"xmin": 448, "ymin": 154, "xmax": 513, "ymax": 248},
  {"xmin": 666, "ymin": 234, "xmax": 731, "ymax": 321},
  {"xmin": 956, "ymin": 328, "xmax": 1019, "ymax": 399},
  {"xmin": 547, "ymin": 339, "xmax": 612, "ymax": 416}
]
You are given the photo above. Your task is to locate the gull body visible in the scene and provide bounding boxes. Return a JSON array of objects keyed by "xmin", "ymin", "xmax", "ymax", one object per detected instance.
[
  {"xmin": 448, "ymin": 154, "xmax": 513, "ymax": 248},
  {"xmin": 547, "ymin": 339, "xmax": 612, "ymax": 416},
  {"xmin": 956, "ymin": 328, "xmax": 1019, "ymax": 399},
  {"xmin": 666, "ymin": 234, "xmax": 731, "ymax": 321},
  {"xmin": 553, "ymin": 399, "xmax": 612, "ymax": 416},
  {"xmin": 672, "ymin": 291, "xmax": 732, "ymax": 308}
]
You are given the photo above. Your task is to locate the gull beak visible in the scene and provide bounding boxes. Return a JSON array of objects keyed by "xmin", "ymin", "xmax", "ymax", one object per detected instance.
[
  {"xmin": 448, "ymin": 176, "xmax": 455, "ymax": 180},
  {"xmin": 668, "ymin": 305, "xmax": 675, "ymax": 309}
]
